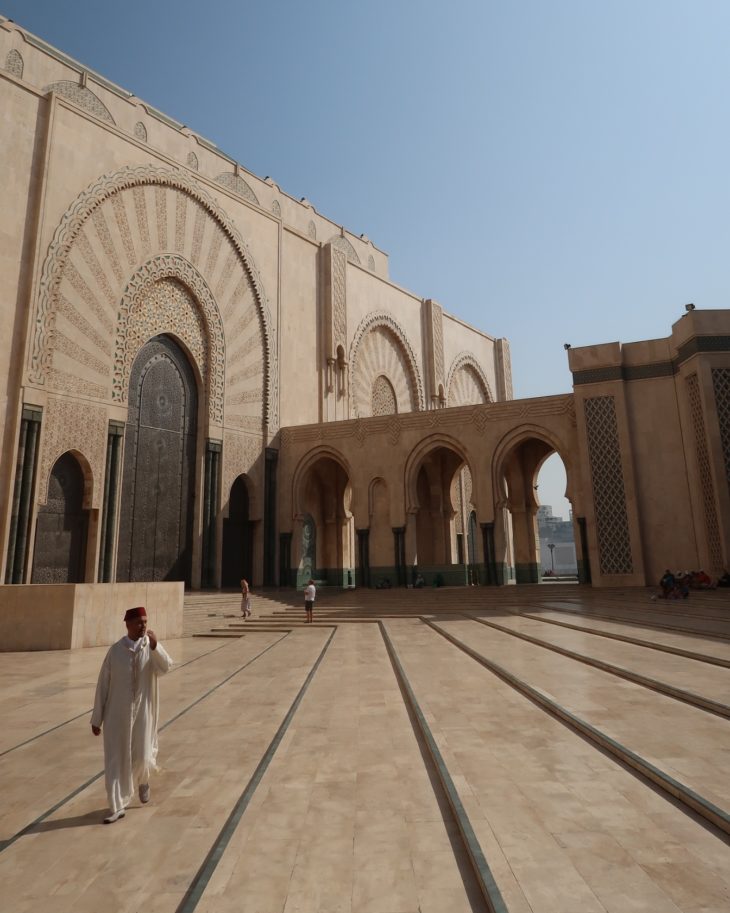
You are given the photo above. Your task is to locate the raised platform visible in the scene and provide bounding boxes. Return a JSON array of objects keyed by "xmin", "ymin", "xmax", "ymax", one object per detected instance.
[{"xmin": 0, "ymin": 581, "xmax": 184, "ymax": 650}]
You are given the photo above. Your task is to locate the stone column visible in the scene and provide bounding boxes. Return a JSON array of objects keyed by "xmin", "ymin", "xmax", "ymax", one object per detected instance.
[
  {"xmin": 357, "ymin": 527, "xmax": 370, "ymax": 588},
  {"xmin": 279, "ymin": 531, "xmax": 292, "ymax": 587},
  {"xmin": 393, "ymin": 526, "xmax": 406, "ymax": 587},
  {"xmin": 98, "ymin": 421, "xmax": 124, "ymax": 582},
  {"xmin": 5, "ymin": 405, "xmax": 42, "ymax": 584},
  {"xmin": 264, "ymin": 448, "xmax": 278, "ymax": 586},
  {"xmin": 201, "ymin": 440, "xmax": 221, "ymax": 588}
]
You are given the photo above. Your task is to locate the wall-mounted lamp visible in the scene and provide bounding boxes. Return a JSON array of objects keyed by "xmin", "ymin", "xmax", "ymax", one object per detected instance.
[
  {"xmin": 563, "ymin": 343, "xmax": 571, "ymax": 350},
  {"xmin": 685, "ymin": 303, "xmax": 695, "ymax": 312}
]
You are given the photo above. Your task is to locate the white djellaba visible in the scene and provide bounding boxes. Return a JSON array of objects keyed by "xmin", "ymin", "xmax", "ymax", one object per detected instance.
[{"xmin": 91, "ymin": 634, "xmax": 173, "ymax": 817}]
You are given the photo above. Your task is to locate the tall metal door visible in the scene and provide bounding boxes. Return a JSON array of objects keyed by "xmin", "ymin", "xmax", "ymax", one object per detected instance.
[
  {"xmin": 117, "ymin": 335, "xmax": 198, "ymax": 584},
  {"xmin": 31, "ymin": 452, "xmax": 88, "ymax": 583}
]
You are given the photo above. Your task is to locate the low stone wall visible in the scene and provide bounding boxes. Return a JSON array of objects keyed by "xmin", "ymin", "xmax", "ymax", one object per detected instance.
[{"xmin": 0, "ymin": 582, "xmax": 184, "ymax": 651}]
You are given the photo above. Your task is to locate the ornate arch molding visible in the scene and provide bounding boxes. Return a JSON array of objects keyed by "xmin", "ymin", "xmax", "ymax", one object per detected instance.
[
  {"xmin": 349, "ymin": 312, "xmax": 425, "ymax": 416},
  {"xmin": 291, "ymin": 445, "xmax": 352, "ymax": 519},
  {"xmin": 30, "ymin": 164, "xmax": 278, "ymax": 430},
  {"xmin": 115, "ymin": 256, "xmax": 225, "ymax": 424},
  {"xmin": 491, "ymin": 424, "xmax": 574, "ymax": 508},
  {"xmin": 446, "ymin": 352, "xmax": 493, "ymax": 405},
  {"xmin": 403, "ymin": 433, "xmax": 473, "ymax": 515}
]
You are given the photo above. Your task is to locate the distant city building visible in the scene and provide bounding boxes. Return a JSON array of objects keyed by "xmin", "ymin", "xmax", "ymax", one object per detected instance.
[{"xmin": 537, "ymin": 505, "xmax": 577, "ymax": 576}]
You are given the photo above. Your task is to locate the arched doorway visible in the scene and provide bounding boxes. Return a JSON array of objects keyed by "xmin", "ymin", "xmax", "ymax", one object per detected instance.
[
  {"xmin": 494, "ymin": 434, "xmax": 576, "ymax": 584},
  {"xmin": 31, "ymin": 452, "xmax": 88, "ymax": 583},
  {"xmin": 117, "ymin": 335, "xmax": 198, "ymax": 584},
  {"xmin": 411, "ymin": 444, "xmax": 470, "ymax": 585},
  {"xmin": 296, "ymin": 455, "xmax": 353, "ymax": 587},
  {"xmin": 222, "ymin": 475, "xmax": 253, "ymax": 587}
]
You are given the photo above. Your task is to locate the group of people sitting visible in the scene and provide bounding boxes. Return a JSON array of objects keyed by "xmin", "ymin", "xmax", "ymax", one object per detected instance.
[{"xmin": 657, "ymin": 568, "xmax": 725, "ymax": 598}]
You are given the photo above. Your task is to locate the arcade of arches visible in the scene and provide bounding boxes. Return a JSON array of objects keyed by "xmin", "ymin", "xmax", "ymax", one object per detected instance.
[{"xmin": 2, "ymin": 26, "xmax": 730, "ymax": 603}]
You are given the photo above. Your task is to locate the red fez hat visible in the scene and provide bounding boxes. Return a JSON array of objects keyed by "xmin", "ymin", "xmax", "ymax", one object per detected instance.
[{"xmin": 124, "ymin": 606, "xmax": 147, "ymax": 622}]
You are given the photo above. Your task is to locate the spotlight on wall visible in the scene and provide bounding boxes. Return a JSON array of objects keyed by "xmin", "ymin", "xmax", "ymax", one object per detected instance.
[
  {"xmin": 563, "ymin": 343, "xmax": 571, "ymax": 350},
  {"xmin": 685, "ymin": 303, "xmax": 696, "ymax": 312}
]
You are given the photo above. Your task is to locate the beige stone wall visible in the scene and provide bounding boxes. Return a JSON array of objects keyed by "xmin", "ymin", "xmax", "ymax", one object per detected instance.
[
  {"xmin": 0, "ymin": 581, "xmax": 183, "ymax": 650},
  {"xmin": 0, "ymin": 20, "xmax": 501, "ymax": 591},
  {"xmin": 568, "ymin": 310, "xmax": 730, "ymax": 584}
]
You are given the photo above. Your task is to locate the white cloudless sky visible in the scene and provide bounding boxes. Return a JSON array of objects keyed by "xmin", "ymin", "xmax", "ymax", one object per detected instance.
[{"xmin": 5, "ymin": 0, "xmax": 729, "ymax": 519}]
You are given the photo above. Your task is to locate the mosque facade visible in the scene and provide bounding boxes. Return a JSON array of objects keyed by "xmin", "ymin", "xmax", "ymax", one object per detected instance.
[{"xmin": 2, "ymin": 18, "xmax": 730, "ymax": 611}]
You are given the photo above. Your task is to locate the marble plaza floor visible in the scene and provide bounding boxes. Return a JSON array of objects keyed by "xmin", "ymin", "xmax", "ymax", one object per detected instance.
[{"xmin": 1, "ymin": 585, "xmax": 729, "ymax": 913}]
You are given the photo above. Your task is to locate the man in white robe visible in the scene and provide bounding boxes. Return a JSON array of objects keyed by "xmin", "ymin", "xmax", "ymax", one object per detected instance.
[{"xmin": 91, "ymin": 606, "xmax": 173, "ymax": 823}]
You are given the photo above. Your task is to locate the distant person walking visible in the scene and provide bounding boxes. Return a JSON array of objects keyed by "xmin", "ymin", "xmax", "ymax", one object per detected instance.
[
  {"xmin": 91, "ymin": 606, "xmax": 173, "ymax": 823},
  {"xmin": 240, "ymin": 578, "xmax": 251, "ymax": 618},
  {"xmin": 304, "ymin": 579, "xmax": 316, "ymax": 624}
]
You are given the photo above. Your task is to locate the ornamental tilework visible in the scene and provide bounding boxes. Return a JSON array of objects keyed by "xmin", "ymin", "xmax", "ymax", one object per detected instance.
[
  {"xmin": 583, "ymin": 396, "xmax": 633, "ymax": 574},
  {"xmin": 687, "ymin": 374, "xmax": 723, "ymax": 568}
]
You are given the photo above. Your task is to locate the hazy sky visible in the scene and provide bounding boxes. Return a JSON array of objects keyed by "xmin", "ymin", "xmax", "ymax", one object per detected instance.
[{"xmin": 5, "ymin": 0, "xmax": 729, "ymax": 518}]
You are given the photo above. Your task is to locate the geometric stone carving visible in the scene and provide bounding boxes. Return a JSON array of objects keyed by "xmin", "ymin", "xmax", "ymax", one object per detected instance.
[
  {"xmin": 223, "ymin": 430, "xmax": 263, "ymax": 513},
  {"xmin": 687, "ymin": 373, "xmax": 723, "ymax": 568},
  {"xmin": 134, "ymin": 121, "xmax": 147, "ymax": 142},
  {"xmin": 37, "ymin": 397, "xmax": 107, "ymax": 509},
  {"xmin": 584, "ymin": 395, "xmax": 633, "ymax": 574},
  {"xmin": 5, "ymin": 49, "xmax": 23, "ymax": 78},
  {"xmin": 307, "ymin": 220, "xmax": 317, "ymax": 240},
  {"xmin": 371, "ymin": 374, "xmax": 397, "ymax": 416},
  {"xmin": 187, "ymin": 151, "xmax": 199, "ymax": 170},
  {"xmin": 367, "ymin": 254, "xmax": 375, "ymax": 271},
  {"xmin": 214, "ymin": 172, "xmax": 260, "ymax": 205},
  {"xmin": 29, "ymin": 165, "xmax": 277, "ymax": 430},
  {"xmin": 446, "ymin": 353, "xmax": 493, "ymax": 406},
  {"xmin": 350, "ymin": 313, "xmax": 424, "ymax": 417},
  {"xmin": 713, "ymin": 367, "xmax": 730, "ymax": 496},
  {"xmin": 272, "ymin": 199, "xmax": 281, "ymax": 218},
  {"xmin": 326, "ymin": 233, "xmax": 361, "ymax": 264},
  {"xmin": 114, "ymin": 257, "xmax": 226, "ymax": 425},
  {"xmin": 44, "ymin": 81, "xmax": 115, "ymax": 123}
]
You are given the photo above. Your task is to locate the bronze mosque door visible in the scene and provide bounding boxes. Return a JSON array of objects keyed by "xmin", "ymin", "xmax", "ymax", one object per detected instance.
[{"xmin": 117, "ymin": 335, "xmax": 198, "ymax": 585}]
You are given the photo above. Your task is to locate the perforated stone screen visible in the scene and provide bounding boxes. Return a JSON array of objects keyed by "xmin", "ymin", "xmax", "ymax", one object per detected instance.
[{"xmin": 584, "ymin": 395, "xmax": 633, "ymax": 574}]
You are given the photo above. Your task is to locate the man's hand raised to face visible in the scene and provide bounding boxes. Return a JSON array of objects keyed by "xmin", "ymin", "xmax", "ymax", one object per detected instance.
[{"xmin": 147, "ymin": 630, "xmax": 157, "ymax": 650}]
